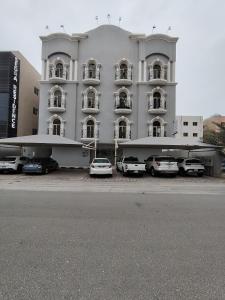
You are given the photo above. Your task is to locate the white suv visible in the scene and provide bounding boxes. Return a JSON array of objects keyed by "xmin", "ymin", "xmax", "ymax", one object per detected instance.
[
  {"xmin": 0, "ymin": 156, "xmax": 28, "ymax": 173},
  {"xmin": 145, "ymin": 156, "xmax": 178, "ymax": 177},
  {"xmin": 177, "ymin": 158, "xmax": 205, "ymax": 177}
]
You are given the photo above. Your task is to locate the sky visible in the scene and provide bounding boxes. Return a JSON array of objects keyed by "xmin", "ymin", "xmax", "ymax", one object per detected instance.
[{"xmin": 0, "ymin": 0, "xmax": 225, "ymax": 118}]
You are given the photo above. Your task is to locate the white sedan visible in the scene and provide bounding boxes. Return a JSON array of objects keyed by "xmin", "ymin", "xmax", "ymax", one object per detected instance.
[{"xmin": 89, "ymin": 158, "xmax": 113, "ymax": 176}]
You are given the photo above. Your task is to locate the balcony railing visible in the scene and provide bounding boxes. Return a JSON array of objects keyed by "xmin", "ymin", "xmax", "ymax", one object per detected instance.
[
  {"xmin": 82, "ymin": 67, "xmax": 101, "ymax": 85},
  {"xmin": 148, "ymin": 68, "xmax": 168, "ymax": 85},
  {"xmin": 48, "ymin": 97, "xmax": 66, "ymax": 113},
  {"xmin": 81, "ymin": 99, "xmax": 100, "ymax": 114},
  {"xmin": 114, "ymin": 101, "xmax": 132, "ymax": 114},
  {"xmin": 49, "ymin": 68, "xmax": 69, "ymax": 83}
]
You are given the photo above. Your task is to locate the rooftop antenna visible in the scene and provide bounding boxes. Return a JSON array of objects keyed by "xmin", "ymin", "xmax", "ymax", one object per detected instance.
[
  {"xmin": 60, "ymin": 25, "xmax": 66, "ymax": 33},
  {"xmin": 95, "ymin": 16, "xmax": 99, "ymax": 25},
  {"xmin": 119, "ymin": 17, "xmax": 122, "ymax": 27},
  {"xmin": 167, "ymin": 26, "xmax": 172, "ymax": 34},
  {"xmin": 152, "ymin": 25, "xmax": 156, "ymax": 33},
  {"xmin": 107, "ymin": 14, "xmax": 111, "ymax": 24}
]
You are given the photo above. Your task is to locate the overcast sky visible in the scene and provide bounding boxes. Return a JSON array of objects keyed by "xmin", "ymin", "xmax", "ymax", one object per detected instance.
[{"xmin": 1, "ymin": 0, "xmax": 224, "ymax": 118}]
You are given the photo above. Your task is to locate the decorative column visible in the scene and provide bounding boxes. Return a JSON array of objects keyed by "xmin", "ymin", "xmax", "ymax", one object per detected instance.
[
  {"xmin": 84, "ymin": 65, "xmax": 88, "ymax": 79},
  {"xmin": 96, "ymin": 65, "xmax": 100, "ymax": 80},
  {"xmin": 41, "ymin": 60, "xmax": 45, "ymax": 80},
  {"xmin": 128, "ymin": 65, "xmax": 132, "ymax": 80},
  {"xmin": 69, "ymin": 60, "xmax": 73, "ymax": 81},
  {"xmin": 161, "ymin": 125, "xmax": 165, "ymax": 137},
  {"xmin": 143, "ymin": 61, "xmax": 147, "ymax": 82},
  {"xmin": 167, "ymin": 61, "xmax": 171, "ymax": 82},
  {"xmin": 138, "ymin": 60, "xmax": 142, "ymax": 81},
  {"xmin": 74, "ymin": 60, "xmax": 78, "ymax": 81},
  {"xmin": 46, "ymin": 60, "xmax": 49, "ymax": 80}
]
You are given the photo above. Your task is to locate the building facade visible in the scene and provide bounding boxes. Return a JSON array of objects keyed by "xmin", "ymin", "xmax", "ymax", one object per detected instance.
[
  {"xmin": 176, "ymin": 116, "xmax": 203, "ymax": 140},
  {"xmin": 39, "ymin": 25, "xmax": 178, "ymax": 161},
  {"xmin": 0, "ymin": 51, "xmax": 40, "ymax": 139}
]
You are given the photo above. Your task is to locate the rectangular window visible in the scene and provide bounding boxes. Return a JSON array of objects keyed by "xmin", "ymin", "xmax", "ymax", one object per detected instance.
[
  {"xmin": 193, "ymin": 133, "xmax": 198, "ymax": 137},
  {"xmin": 193, "ymin": 122, "xmax": 198, "ymax": 126},
  {"xmin": 34, "ymin": 87, "xmax": 39, "ymax": 96},
  {"xmin": 33, "ymin": 107, "xmax": 38, "ymax": 115},
  {"xmin": 32, "ymin": 128, "xmax": 37, "ymax": 135},
  {"xmin": 183, "ymin": 122, "xmax": 188, "ymax": 126},
  {"xmin": 183, "ymin": 132, "xmax": 188, "ymax": 137}
]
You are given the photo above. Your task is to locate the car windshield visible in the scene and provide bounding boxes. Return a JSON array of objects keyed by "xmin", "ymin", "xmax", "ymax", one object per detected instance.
[
  {"xmin": 186, "ymin": 159, "xmax": 202, "ymax": 164},
  {"xmin": 124, "ymin": 157, "xmax": 138, "ymax": 162},
  {"xmin": 155, "ymin": 157, "xmax": 176, "ymax": 162},
  {"xmin": 0, "ymin": 157, "xmax": 16, "ymax": 162},
  {"xmin": 93, "ymin": 158, "xmax": 110, "ymax": 164}
]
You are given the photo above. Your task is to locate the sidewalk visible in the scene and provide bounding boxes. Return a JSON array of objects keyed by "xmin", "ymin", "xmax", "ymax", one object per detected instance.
[{"xmin": 0, "ymin": 169, "xmax": 225, "ymax": 195}]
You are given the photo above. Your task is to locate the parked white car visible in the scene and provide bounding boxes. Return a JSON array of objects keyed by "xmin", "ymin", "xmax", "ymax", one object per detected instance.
[
  {"xmin": 0, "ymin": 156, "xmax": 28, "ymax": 173},
  {"xmin": 145, "ymin": 155, "xmax": 178, "ymax": 176},
  {"xmin": 89, "ymin": 158, "xmax": 113, "ymax": 176},
  {"xmin": 116, "ymin": 156, "xmax": 146, "ymax": 176},
  {"xmin": 177, "ymin": 158, "xmax": 205, "ymax": 177}
]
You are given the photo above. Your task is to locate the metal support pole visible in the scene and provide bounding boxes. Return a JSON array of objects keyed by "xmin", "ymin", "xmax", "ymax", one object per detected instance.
[{"xmin": 114, "ymin": 139, "xmax": 118, "ymax": 166}]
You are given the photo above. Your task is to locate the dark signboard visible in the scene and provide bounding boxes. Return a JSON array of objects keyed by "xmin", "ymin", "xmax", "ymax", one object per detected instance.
[{"xmin": 8, "ymin": 55, "xmax": 20, "ymax": 137}]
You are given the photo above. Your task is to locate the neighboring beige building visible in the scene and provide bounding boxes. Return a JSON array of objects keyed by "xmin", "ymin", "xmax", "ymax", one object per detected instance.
[
  {"xmin": 0, "ymin": 51, "xmax": 40, "ymax": 138},
  {"xmin": 176, "ymin": 116, "xmax": 203, "ymax": 141},
  {"xmin": 13, "ymin": 51, "xmax": 40, "ymax": 136},
  {"xmin": 203, "ymin": 115, "xmax": 225, "ymax": 133}
]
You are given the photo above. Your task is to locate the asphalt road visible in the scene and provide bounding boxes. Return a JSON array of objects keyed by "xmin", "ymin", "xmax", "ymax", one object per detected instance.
[{"xmin": 0, "ymin": 191, "xmax": 225, "ymax": 300}]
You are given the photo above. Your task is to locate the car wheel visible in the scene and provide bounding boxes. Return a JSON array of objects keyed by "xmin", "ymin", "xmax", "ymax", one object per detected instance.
[
  {"xmin": 198, "ymin": 173, "xmax": 203, "ymax": 177},
  {"xmin": 150, "ymin": 167, "xmax": 156, "ymax": 177}
]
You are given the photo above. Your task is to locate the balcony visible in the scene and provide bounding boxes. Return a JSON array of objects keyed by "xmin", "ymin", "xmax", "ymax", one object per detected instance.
[
  {"xmin": 115, "ymin": 65, "xmax": 132, "ymax": 85},
  {"xmin": 82, "ymin": 100, "xmax": 99, "ymax": 114},
  {"xmin": 114, "ymin": 103, "xmax": 132, "ymax": 115},
  {"xmin": 48, "ymin": 99, "xmax": 66, "ymax": 113},
  {"xmin": 49, "ymin": 70, "xmax": 69, "ymax": 84},
  {"xmin": 148, "ymin": 69, "xmax": 168, "ymax": 86},
  {"xmin": 82, "ymin": 68, "xmax": 100, "ymax": 85},
  {"xmin": 148, "ymin": 107, "xmax": 167, "ymax": 115}
]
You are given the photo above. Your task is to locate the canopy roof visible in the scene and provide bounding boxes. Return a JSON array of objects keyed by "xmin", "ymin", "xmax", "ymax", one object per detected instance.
[
  {"xmin": 119, "ymin": 137, "xmax": 221, "ymax": 150},
  {"xmin": 0, "ymin": 135, "xmax": 83, "ymax": 147}
]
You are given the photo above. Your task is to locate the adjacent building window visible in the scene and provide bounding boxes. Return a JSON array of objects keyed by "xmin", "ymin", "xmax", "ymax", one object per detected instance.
[
  {"xmin": 33, "ymin": 107, "xmax": 38, "ymax": 115},
  {"xmin": 193, "ymin": 122, "xmax": 198, "ymax": 126},
  {"xmin": 34, "ymin": 87, "xmax": 39, "ymax": 96},
  {"xmin": 193, "ymin": 133, "xmax": 198, "ymax": 137},
  {"xmin": 32, "ymin": 128, "xmax": 38, "ymax": 135},
  {"xmin": 183, "ymin": 132, "xmax": 188, "ymax": 137},
  {"xmin": 183, "ymin": 122, "xmax": 188, "ymax": 126}
]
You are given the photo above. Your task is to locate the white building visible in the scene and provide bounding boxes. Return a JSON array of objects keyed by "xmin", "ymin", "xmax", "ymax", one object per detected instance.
[{"xmin": 176, "ymin": 116, "xmax": 203, "ymax": 141}]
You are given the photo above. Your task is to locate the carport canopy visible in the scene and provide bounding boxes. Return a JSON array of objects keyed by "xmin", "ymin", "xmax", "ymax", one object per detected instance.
[
  {"xmin": 0, "ymin": 134, "xmax": 83, "ymax": 147},
  {"xmin": 119, "ymin": 137, "xmax": 221, "ymax": 150}
]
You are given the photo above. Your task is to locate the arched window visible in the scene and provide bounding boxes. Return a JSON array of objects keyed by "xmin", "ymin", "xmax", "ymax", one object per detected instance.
[
  {"xmin": 120, "ymin": 63, "xmax": 128, "ymax": 79},
  {"xmin": 153, "ymin": 92, "xmax": 161, "ymax": 109},
  {"xmin": 53, "ymin": 119, "xmax": 61, "ymax": 135},
  {"xmin": 54, "ymin": 90, "xmax": 62, "ymax": 107},
  {"xmin": 119, "ymin": 121, "xmax": 127, "ymax": 139},
  {"xmin": 87, "ymin": 91, "xmax": 95, "ymax": 108},
  {"xmin": 153, "ymin": 64, "xmax": 161, "ymax": 79},
  {"xmin": 153, "ymin": 121, "xmax": 161, "ymax": 137},
  {"xmin": 88, "ymin": 63, "xmax": 96, "ymax": 78},
  {"xmin": 87, "ymin": 120, "xmax": 94, "ymax": 138},
  {"xmin": 55, "ymin": 63, "xmax": 63, "ymax": 78},
  {"xmin": 119, "ymin": 92, "xmax": 127, "ymax": 108}
]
